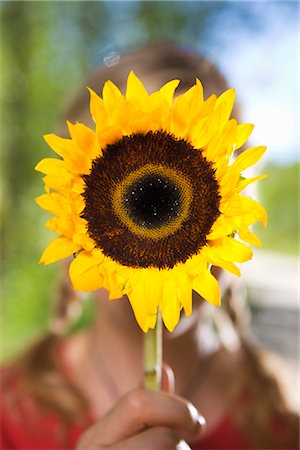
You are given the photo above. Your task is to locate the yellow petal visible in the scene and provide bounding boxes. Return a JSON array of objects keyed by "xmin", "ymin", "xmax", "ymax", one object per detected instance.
[
  {"xmin": 102, "ymin": 79, "xmax": 123, "ymax": 101},
  {"xmin": 102, "ymin": 80, "xmax": 123, "ymax": 115},
  {"xmin": 173, "ymin": 268, "xmax": 193, "ymax": 316},
  {"xmin": 95, "ymin": 258, "xmax": 126, "ymax": 299},
  {"xmin": 41, "ymin": 172, "xmax": 75, "ymax": 193},
  {"xmin": 143, "ymin": 92, "xmax": 170, "ymax": 130},
  {"xmin": 35, "ymin": 193, "xmax": 64, "ymax": 215},
  {"xmin": 145, "ymin": 314, "xmax": 157, "ymax": 330},
  {"xmin": 162, "ymin": 300, "xmax": 181, "ymax": 332},
  {"xmin": 215, "ymin": 88, "xmax": 236, "ymax": 127},
  {"xmin": 206, "ymin": 100, "xmax": 224, "ymax": 138},
  {"xmin": 207, "ymin": 215, "xmax": 235, "ymax": 240},
  {"xmin": 192, "ymin": 269, "xmax": 221, "ymax": 306},
  {"xmin": 125, "ymin": 269, "xmax": 165, "ymax": 331},
  {"xmin": 69, "ymin": 250, "xmax": 104, "ymax": 291},
  {"xmin": 216, "ymin": 259, "xmax": 241, "ymax": 277},
  {"xmin": 205, "ymin": 119, "xmax": 237, "ymax": 161},
  {"xmin": 201, "ymin": 93, "xmax": 217, "ymax": 116},
  {"xmin": 235, "ymin": 123, "xmax": 254, "ymax": 150},
  {"xmin": 239, "ymin": 196, "xmax": 268, "ymax": 227},
  {"xmin": 44, "ymin": 133, "xmax": 91, "ymax": 174},
  {"xmin": 126, "ymin": 71, "xmax": 148, "ymax": 101},
  {"xmin": 203, "ymin": 246, "xmax": 241, "ymax": 276},
  {"xmin": 88, "ymin": 88, "xmax": 108, "ymax": 124},
  {"xmin": 238, "ymin": 227, "xmax": 262, "ymax": 247},
  {"xmin": 72, "ymin": 228, "xmax": 96, "ymax": 253},
  {"xmin": 35, "ymin": 158, "xmax": 67, "ymax": 174},
  {"xmin": 66, "ymin": 121, "xmax": 100, "ymax": 161},
  {"xmin": 127, "ymin": 280, "xmax": 153, "ymax": 333},
  {"xmin": 107, "ymin": 282, "xmax": 124, "ymax": 300},
  {"xmin": 185, "ymin": 253, "xmax": 206, "ymax": 277},
  {"xmin": 188, "ymin": 95, "xmax": 217, "ymax": 147},
  {"xmin": 36, "ymin": 191, "xmax": 83, "ymax": 216},
  {"xmin": 35, "ymin": 192, "xmax": 84, "ymax": 216},
  {"xmin": 169, "ymin": 95, "xmax": 190, "ymax": 138},
  {"xmin": 97, "ymin": 125, "xmax": 123, "ymax": 148},
  {"xmin": 161, "ymin": 271, "xmax": 181, "ymax": 331},
  {"xmin": 46, "ymin": 216, "xmax": 74, "ymax": 237},
  {"xmin": 44, "ymin": 134, "xmax": 75, "ymax": 159},
  {"xmin": 187, "ymin": 115, "xmax": 211, "ymax": 148},
  {"xmin": 217, "ymin": 237, "xmax": 253, "ymax": 262},
  {"xmin": 183, "ymin": 80, "xmax": 204, "ymax": 113},
  {"xmin": 235, "ymin": 174, "xmax": 268, "ymax": 194},
  {"xmin": 39, "ymin": 236, "xmax": 81, "ymax": 265},
  {"xmin": 218, "ymin": 171, "xmax": 240, "ymax": 198},
  {"xmin": 231, "ymin": 145, "xmax": 267, "ymax": 173},
  {"xmin": 159, "ymin": 79, "xmax": 180, "ymax": 105},
  {"xmin": 221, "ymin": 194, "xmax": 267, "ymax": 228},
  {"xmin": 142, "ymin": 270, "xmax": 163, "ymax": 315}
]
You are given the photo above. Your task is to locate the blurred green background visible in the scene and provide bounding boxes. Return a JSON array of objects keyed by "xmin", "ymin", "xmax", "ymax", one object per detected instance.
[{"xmin": 1, "ymin": 1, "xmax": 298, "ymax": 361}]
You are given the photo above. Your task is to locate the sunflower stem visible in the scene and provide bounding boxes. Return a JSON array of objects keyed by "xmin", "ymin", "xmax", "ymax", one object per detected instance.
[{"xmin": 143, "ymin": 309, "xmax": 163, "ymax": 390}]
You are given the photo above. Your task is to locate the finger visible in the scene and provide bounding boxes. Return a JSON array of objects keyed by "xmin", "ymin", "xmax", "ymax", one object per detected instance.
[
  {"xmin": 162, "ymin": 363, "xmax": 175, "ymax": 393},
  {"xmin": 84, "ymin": 389, "xmax": 205, "ymax": 447},
  {"xmin": 113, "ymin": 426, "xmax": 182, "ymax": 450},
  {"xmin": 77, "ymin": 428, "xmax": 192, "ymax": 450}
]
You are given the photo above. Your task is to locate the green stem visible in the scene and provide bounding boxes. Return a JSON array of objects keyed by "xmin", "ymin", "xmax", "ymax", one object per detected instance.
[{"xmin": 143, "ymin": 309, "xmax": 163, "ymax": 390}]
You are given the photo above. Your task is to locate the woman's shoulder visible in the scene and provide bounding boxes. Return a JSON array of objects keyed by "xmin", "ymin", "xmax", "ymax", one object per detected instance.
[
  {"xmin": 0, "ymin": 381, "xmax": 84, "ymax": 450},
  {"xmin": 0, "ymin": 335, "xmax": 89, "ymax": 450},
  {"xmin": 1, "ymin": 360, "xmax": 58, "ymax": 449},
  {"xmin": 217, "ymin": 345, "xmax": 299, "ymax": 449},
  {"xmin": 192, "ymin": 345, "xmax": 299, "ymax": 449}
]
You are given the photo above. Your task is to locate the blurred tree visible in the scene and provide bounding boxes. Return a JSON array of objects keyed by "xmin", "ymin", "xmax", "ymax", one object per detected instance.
[
  {"xmin": 2, "ymin": 2, "xmax": 31, "ymax": 204},
  {"xmin": 135, "ymin": 1, "xmax": 215, "ymax": 46},
  {"xmin": 257, "ymin": 162, "xmax": 299, "ymax": 255},
  {"xmin": 0, "ymin": 2, "xmax": 92, "ymax": 360},
  {"xmin": 136, "ymin": 1, "xmax": 187, "ymax": 41}
]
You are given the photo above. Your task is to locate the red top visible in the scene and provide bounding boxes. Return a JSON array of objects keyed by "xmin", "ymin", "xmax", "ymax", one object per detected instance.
[
  {"xmin": 0, "ymin": 394, "xmax": 249, "ymax": 450},
  {"xmin": 0, "ymin": 343, "xmax": 296, "ymax": 450},
  {"xmin": 0, "ymin": 360, "xmax": 250, "ymax": 450}
]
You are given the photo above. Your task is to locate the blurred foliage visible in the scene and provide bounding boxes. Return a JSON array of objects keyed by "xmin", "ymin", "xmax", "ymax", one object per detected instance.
[
  {"xmin": 257, "ymin": 162, "xmax": 299, "ymax": 255},
  {"xmin": 0, "ymin": 1, "xmax": 298, "ymax": 361}
]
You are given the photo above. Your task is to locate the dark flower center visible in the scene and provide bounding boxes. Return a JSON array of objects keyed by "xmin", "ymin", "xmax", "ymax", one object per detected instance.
[
  {"xmin": 123, "ymin": 173, "xmax": 181, "ymax": 229},
  {"xmin": 82, "ymin": 131, "xmax": 221, "ymax": 269}
]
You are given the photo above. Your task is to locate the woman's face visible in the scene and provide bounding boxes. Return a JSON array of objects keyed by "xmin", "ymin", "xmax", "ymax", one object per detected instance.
[
  {"xmin": 94, "ymin": 265, "xmax": 229, "ymax": 338},
  {"xmin": 170, "ymin": 266, "xmax": 229, "ymax": 337}
]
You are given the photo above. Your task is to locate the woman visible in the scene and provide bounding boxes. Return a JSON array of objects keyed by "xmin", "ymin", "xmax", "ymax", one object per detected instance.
[{"xmin": 1, "ymin": 42, "xmax": 298, "ymax": 450}]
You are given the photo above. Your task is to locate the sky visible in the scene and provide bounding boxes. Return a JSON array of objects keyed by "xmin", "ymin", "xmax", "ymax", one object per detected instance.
[
  {"xmin": 203, "ymin": 1, "xmax": 299, "ymax": 165},
  {"xmin": 103, "ymin": 1, "xmax": 299, "ymax": 165}
]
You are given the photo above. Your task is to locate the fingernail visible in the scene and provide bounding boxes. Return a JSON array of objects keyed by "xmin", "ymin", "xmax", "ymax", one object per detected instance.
[
  {"xmin": 176, "ymin": 440, "xmax": 192, "ymax": 450},
  {"xmin": 187, "ymin": 403, "xmax": 199, "ymax": 424},
  {"xmin": 197, "ymin": 414, "xmax": 206, "ymax": 428},
  {"xmin": 187, "ymin": 403, "xmax": 206, "ymax": 435},
  {"xmin": 197, "ymin": 414, "xmax": 206, "ymax": 430}
]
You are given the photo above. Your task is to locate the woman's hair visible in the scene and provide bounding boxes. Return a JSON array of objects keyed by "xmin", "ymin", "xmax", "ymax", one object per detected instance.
[
  {"xmin": 58, "ymin": 41, "xmax": 237, "ymax": 133},
  {"xmin": 221, "ymin": 282, "xmax": 298, "ymax": 448},
  {"xmin": 4, "ymin": 42, "xmax": 298, "ymax": 448}
]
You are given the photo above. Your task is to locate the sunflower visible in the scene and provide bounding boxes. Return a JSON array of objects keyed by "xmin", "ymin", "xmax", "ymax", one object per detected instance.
[{"xmin": 36, "ymin": 72, "xmax": 267, "ymax": 332}]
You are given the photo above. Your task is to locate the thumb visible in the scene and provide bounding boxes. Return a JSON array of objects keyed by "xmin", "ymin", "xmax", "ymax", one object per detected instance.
[{"xmin": 161, "ymin": 363, "xmax": 175, "ymax": 394}]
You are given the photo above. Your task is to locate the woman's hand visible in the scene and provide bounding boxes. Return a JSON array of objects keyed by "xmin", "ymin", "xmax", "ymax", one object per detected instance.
[{"xmin": 76, "ymin": 389, "xmax": 205, "ymax": 450}]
